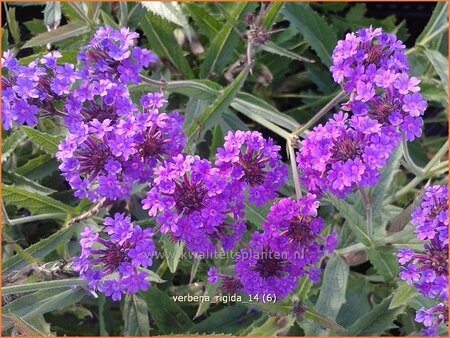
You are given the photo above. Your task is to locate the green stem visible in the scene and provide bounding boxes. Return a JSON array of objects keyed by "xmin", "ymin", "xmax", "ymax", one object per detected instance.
[
  {"xmin": 10, "ymin": 213, "xmax": 66, "ymax": 226},
  {"xmin": 139, "ymin": 74, "xmax": 167, "ymax": 88},
  {"xmin": 336, "ymin": 242, "xmax": 366, "ymax": 255},
  {"xmin": 293, "ymin": 90, "xmax": 347, "ymax": 136},
  {"xmin": 423, "ymin": 140, "xmax": 448, "ymax": 172},
  {"xmin": 401, "ymin": 137, "xmax": 425, "ymax": 177},
  {"xmin": 240, "ymin": 109, "xmax": 292, "ymax": 140},
  {"xmin": 359, "ymin": 187, "xmax": 373, "ymax": 239},
  {"xmin": 288, "ymin": 138, "xmax": 302, "ymax": 200}
]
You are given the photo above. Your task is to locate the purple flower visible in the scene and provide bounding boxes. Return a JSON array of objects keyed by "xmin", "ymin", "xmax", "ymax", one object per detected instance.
[
  {"xmin": 296, "ymin": 112, "xmax": 400, "ymax": 198},
  {"xmin": 74, "ymin": 215, "xmax": 156, "ymax": 301},
  {"xmin": 215, "ymin": 131, "xmax": 288, "ymax": 206},
  {"xmin": 142, "ymin": 154, "xmax": 245, "ymax": 255},
  {"xmin": 331, "ymin": 27, "xmax": 426, "ymax": 142},
  {"xmin": 264, "ymin": 196, "xmax": 337, "ymax": 280},
  {"xmin": 398, "ymin": 185, "xmax": 448, "ymax": 334}
]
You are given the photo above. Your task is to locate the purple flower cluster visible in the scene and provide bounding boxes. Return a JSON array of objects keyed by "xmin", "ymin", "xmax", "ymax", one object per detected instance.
[
  {"xmin": 142, "ymin": 154, "xmax": 246, "ymax": 255},
  {"xmin": 2, "ymin": 51, "xmax": 77, "ymax": 130},
  {"xmin": 397, "ymin": 185, "xmax": 448, "ymax": 335},
  {"xmin": 331, "ymin": 27, "xmax": 426, "ymax": 141},
  {"xmin": 216, "ymin": 131, "xmax": 288, "ymax": 206},
  {"xmin": 297, "ymin": 112, "xmax": 400, "ymax": 198},
  {"xmin": 74, "ymin": 213, "xmax": 156, "ymax": 301},
  {"xmin": 209, "ymin": 195, "xmax": 337, "ymax": 299}
]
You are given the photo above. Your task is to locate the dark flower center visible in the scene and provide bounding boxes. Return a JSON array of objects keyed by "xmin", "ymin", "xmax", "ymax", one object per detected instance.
[
  {"xmin": 75, "ymin": 137, "xmax": 111, "ymax": 179},
  {"xmin": 330, "ymin": 137, "xmax": 362, "ymax": 162},
  {"xmin": 172, "ymin": 178, "xmax": 207, "ymax": 215},
  {"xmin": 139, "ymin": 127, "xmax": 168, "ymax": 161},
  {"xmin": 366, "ymin": 45, "xmax": 385, "ymax": 66},
  {"xmin": 286, "ymin": 216, "xmax": 314, "ymax": 245},
  {"xmin": 371, "ymin": 98, "xmax": 399, "ymax": 123},
  {"xmin": 82, "ymin": 103, "xmax": 118, "ymax": 124},
  {"xmin": 101, "ymin": 244, "xmax": 129, "ymax": 273},
  {"xmin": 239, "ymin": 152, "xmax": 267, "ymax": 187},
  {"xmin": 253, "ymin": 248, "xmax": 288, "ymax": 279},
  {"xmin": 222, "ymin": 276, "xmax": 243, "ymax": 294}
]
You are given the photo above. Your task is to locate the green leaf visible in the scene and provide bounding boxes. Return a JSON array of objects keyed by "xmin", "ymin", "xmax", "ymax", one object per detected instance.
[
  {"xmin": 2, "ymin": 288, "xmax": 86, "ymax": 324},
  {"xmin": 232, "ymin": 92, "xmax": 300, "ymax": 131},
  {"xmin": 2, "ymin": 172, "xmax": 57, "ymax": 195},
  {"xmin": 123, "ymin": 294, "xmax": 150, "ymax": 336},
  {"xmin": 187, "ymin": 67, "xmax": 249, "ymax": 138},
  {"xmin": 2, "ymin": 279, "xmax": 86, "ymax": 296},
  {"xmin": 43, "ymin": 2, "xmax": 61, "ymax": 29},
  {"xmin": 161, "ymin": 235, "xmax": 184, "ymax": 274},
  {"xmin": 21, "ymin": 127, "xmax": 64, "ymax": 156},
  {"xmin": 140, "ymin": 13, "xmax": 194, "ymax": 79},
  {"xmin": 142, "ymin": 2, "xmax": 189, "ymax": 27},
  {"xmin": 416, "ymin": 2, "xmax": 448, "ymax": 48},
  {"xmin": 3, "ymin": 222, "xmax": 83, "ymax": 274},
  {"xmin": 304, "ymin": 309, "xmax": 346, "ymax": 333},
  {"xmin": 346, "ymin": 297, "xmax": 403, "ymax": 336},
  {"xmin": 389, "ymin": 282, "xmax": 420, "ymax": 310},
  {"xmin": 141, "ymin": 287, "xmax": 194, "ymax": 334},
  {"xmin": 422, "ymin": 49, "xmax": 448, "ymax": 94},
  {"xmin": 245, "ymin": 316, "xmax": 295, "ymax": 335},
  {"xmin": 209, "ymin": 124, "xmax": 224, "ymax": 160},
  {"xmin": 193, "ymin": 282, "xmax": 220, "ymax": 319},
  {"xmin": 184, "ymin": 3, "xmax": 221, "ymax": 39},
  {"xmin": 304, "ymin": 254, "xmax": 349, "ymax": 335},
  {"xmin": 199, "ymin": 3, "xmax": 248, "ymax": 78},
  {"xmin": 327, "ymin": 194, "xmax": 372, "ymax": 245},
  {"xmin": 2, "ymin": 129, "xmax": 26, "ymax": 162},
  {"xmin": 190, "ymin": 304, "xmax": 259, "ymax": 334},
  {"xmin": 22, "ymin": 21, "xmax": 90, "ymax": 49},
  {"xmin": 367, "ymin": 247, "xmax": 399, "ymax": 282},
  {"xmin": 2, "ymin": 185, "xmax": 72, "ymax": 215},
  {"xmin": 261, "ymin": 41, "xmax": 315, "ymax": 63},
  {"xmin": 282, "ymin": 3, "xmax": 337, "ymax": 67},
  {"xmin": 262, "ymin": 2, "xmax": 284, "ymax": 29},
  {"xmin": 370, "ymin": 146, "xmax": 402, "ymax": 231},
  {"xmin": 6, "ymin": 6, "xmax": 21, "ymax": 44}
]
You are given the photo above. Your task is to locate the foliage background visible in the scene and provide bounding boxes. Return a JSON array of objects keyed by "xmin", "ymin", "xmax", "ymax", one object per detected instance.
[{"xmin": 1, "ymin": 1, "xmax": 448, "ymax": 336}]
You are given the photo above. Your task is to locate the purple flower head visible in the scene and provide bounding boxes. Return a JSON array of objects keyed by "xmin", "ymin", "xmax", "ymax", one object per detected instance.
[
  {"xmin": 331, "ymin": 27, "xmax": 426, "ymax": 141},
  {"xmin": 215, "ymin": 131, "xmax": 288, "ymax": 206},
  {"xmin": 78, "ymin": 26, "xmax": 157, "ymax": 84},
  {"xmin": 142, "ymin": 154, "xmax": 245, "ymax": 255},
  {"xmin": 398, "ymin": 185, "xmax": 448, "ymax": 334},
  {"xmin": 235, "ymin": 232, "xmax": 301, "ymax": 299},
  {"xmin": 1, "ymin": 51, "xmax": 77, "ymax": 130},
  {"xmin": 296, "ymin": 112, "xmax": 400, "ymax": 198},
  {"xmin": 74, "ymin": 214, "xmax": 156, "ymax": 301},
  {"xmin": 264, "ymin": 196, "xmax": 338, "ymax": 281}
]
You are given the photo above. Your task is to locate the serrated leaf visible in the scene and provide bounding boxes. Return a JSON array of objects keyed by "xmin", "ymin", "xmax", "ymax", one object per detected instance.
[
  {"xmin": 123, "ymin": 294, "xmax": 150, "ymax": 336},
  {"xmin": 193, "ymin": 282, "xmax": 220, "ymax": 319},
  {"xmin": 2, "ymin": 172, "xmax": 56, "ymax": 195},
  {"xmin": 422, "ymin": 49, "xmax": 448, "ymax": 94},
  {"xmin": 3, "ymin": 222, "xmax": 83, "ymax": 274},
  {"xmin": 367, "ymin": 247, "xmax": 399, "ymax": 282},
  {"xmin": 187, "ymin": 67, "xmax": 249, "ymax": 137},
  {"xmin": 304, "ymin": 254, "xmax": 349, "ymax": 335},
  {"xmin": 199, "ymin": 3, "xmax": 248, "ymax": 78},
  {"xmin": 389, "ymin": 282, "xmax": 420, "ymax": 309},
  {"xmin": 2, "ymin": 185, "xmax": 72, "ymax": 215},
  {"xmin": 327, "ymin": 194, "xmax": 372, "ymax": 245},
  {"xmin": 140, "ymin": 13, "xmax": 194, "ymax": 79},
  {"xmin": 262, "ymin": 2, "xmax": 284, "ymax": 29},
  {"xmin": 282, "ymin": 3, "xmax": 337, "ymax": 67},
  {"xmin": 21, "ymin": 127, "xmax": 64, "ymax": 156},
  {"xmin": 142, "ymin": 2, "xmax": 188, "ymax": 27},
  {"xmin": 245, "ymin": 315, "xmax": 295, "ymax": 335},
  {"xmin": 161, "ymin": 235, "xmax": 184, "ymax": 274},
  {"xmin": 22, "ymin": 21, "xmax": 90, "ymax": 48},
  {"xmin": 346, "ymin": 297, "xmax": 403, "ymax": 335},
  {"xmin": 2, "ymin": 129, "xmax": 26, "ymax": 162},
  {"xmin": 2, "ymin": 278, "xmax": 86, "ymax": 296},
  {"xmin": 209, "ymin": 124, "xmax": 224, "ymax": 160},
  {"xmin": 141, "ymin": 287, "xmax": 194, "ymax": 334}
]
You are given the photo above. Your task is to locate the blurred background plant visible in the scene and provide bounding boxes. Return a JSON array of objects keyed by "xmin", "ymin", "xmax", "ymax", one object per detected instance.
[{"xmin": 1, "ymin": 1, "xmax": 448, "ymax": 336}]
